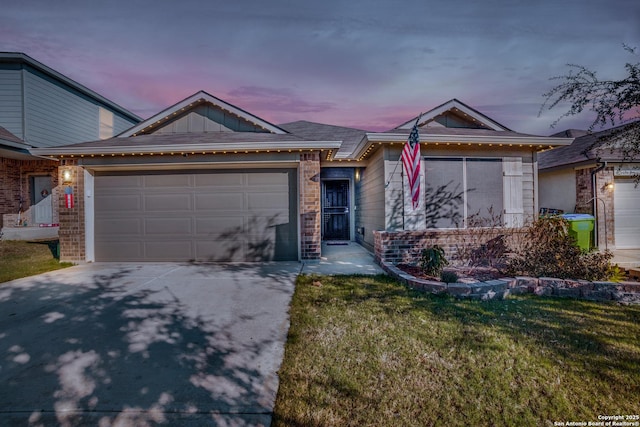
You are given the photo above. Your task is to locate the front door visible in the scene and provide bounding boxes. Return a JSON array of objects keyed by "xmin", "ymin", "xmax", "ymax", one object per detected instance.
[{"xmin": 322, "ymin": 180, "xmax": 350, "ymax": 240}]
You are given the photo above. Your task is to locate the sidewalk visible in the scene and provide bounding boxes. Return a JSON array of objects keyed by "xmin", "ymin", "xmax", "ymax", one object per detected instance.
[
  {"xmin": 612, "ymin": 249, "xmax": 640, "ymax": 268},
  {"xmin": 300, "ymin": 241, "xmax": 384, "ymax": 275}
]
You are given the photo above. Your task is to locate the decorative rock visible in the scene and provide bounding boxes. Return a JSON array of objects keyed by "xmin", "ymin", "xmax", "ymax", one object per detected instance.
[
  {"xmin": 539, "ymin": 277, "xmax": 565, "ymax": 289},
  {"xmin": 556, "ymin": 287, "xmax": 582, "ymax": 299},
  {"xmin": 378, "ymin": 260, "xmax": 640, "ymax": 304},
  {"xmin": 446, "ymin": 284, "xmax": 472, "ymax": 296}
]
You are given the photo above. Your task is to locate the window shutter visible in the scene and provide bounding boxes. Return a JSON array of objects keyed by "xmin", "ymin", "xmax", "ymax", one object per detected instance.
[{"xmin": 503, "ymin": 158, "xmax": 523, "ymax": 227}]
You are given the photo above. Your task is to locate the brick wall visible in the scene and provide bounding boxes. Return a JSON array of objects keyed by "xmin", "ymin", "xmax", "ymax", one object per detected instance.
[
  {"xmin": 299, "ymin": 152, "xmax": 321, "ymax": 260},
  {"xmin": 57, "ymin": 161, "xmax": 85, "ymax": 261},
  {"xmin": 0, "ymin": 157, "xmax": 58, "ymax": 227},
  {"xmin": 594, "ymin": 168, "xmax": 615, "ymax": 249},
  {"xmin": 575, "ymin": 166, "xmax": 615, "ymax": 249},
  {"xmin": 373, "ymin": 229, "xmax": 510, "ymax": 265}
]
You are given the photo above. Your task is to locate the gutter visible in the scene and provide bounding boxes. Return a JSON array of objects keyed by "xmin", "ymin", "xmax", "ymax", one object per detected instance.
[{"xmin": 30, "ymin": 140, "xmax": 343, "ymax": 157}]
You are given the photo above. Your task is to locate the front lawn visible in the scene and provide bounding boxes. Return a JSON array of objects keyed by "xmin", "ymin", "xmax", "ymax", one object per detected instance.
[
  {"xmin": 273, "ymin": 274, "xmax": 640, "ymax": 427},
  {"xmin": 0, "ymin": 240, "xmax": 72, "ymax": 283}
]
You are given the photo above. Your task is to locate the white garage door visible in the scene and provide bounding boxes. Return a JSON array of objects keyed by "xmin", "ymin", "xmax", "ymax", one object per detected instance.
[
  {"xmin": 94, "ymin": 169, "xmax": 298, "ymax": 261},
  {"xmin": 614, "ymin": 178, "xmax": 640, "ymax": 249}
]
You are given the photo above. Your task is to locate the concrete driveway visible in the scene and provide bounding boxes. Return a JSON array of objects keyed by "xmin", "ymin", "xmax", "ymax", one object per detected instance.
[{"xmin": 0, "ymin": 262, "xmax": 299, "ymax": 426}]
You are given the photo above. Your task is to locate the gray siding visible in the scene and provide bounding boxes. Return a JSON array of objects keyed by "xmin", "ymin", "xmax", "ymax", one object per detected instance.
[
  {"xmin": 23, "ymin": 68, "xmax": 99, "ymax": 147},
  {"xmin": 384, "ymin": 146, "xmax": 405, "ymax": 231},
  {"xmin": 355, "ymin": 148, "xmax": 386, "ymax": 250},
  {"xmin": 522, "ymin": 157, "xmax": 535, "ymax": 219},
  {"xmin": 538, "ymin": 168, "xmax": 576, "ymax": 213},
  {"xmin": 0, "ymin": 68, "xmax": 24, "ymax": 139},
  {"xmin": 0, "ymin": 65, "xmax": 139, "ymax": 148},
  {"xmin": 113, "ymin": 113, "xmax": 137, "ymax": 135},
  {"xmin": 153, "ymin": 105, "xmax": 267, "ymax": 135}
]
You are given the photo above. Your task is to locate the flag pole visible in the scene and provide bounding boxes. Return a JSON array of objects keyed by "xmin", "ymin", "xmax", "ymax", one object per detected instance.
[{"xmin": 385, "ymin": 112, "xmax": 423, "ymax": 188}]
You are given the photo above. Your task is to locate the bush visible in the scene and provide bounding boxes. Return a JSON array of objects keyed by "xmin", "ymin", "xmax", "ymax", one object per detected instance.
[
  {"xmin": 420, "ymin": 245, "xmax": 448, "ymax": 277},
  {"xmin": 440, "ymin": 270, "xmax": 459, "ymax": 283},
  {"xmin": 454, "ymin": 209, "xmax": 509, "ymax": 268},
  {"xmin": 505, "ymin": 216, "xmax": 614, "ymax": 281}
]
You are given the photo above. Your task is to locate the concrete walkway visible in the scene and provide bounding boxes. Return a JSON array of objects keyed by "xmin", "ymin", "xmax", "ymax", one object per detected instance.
[
  {"xmin": 301, "ymin": 241, "xmax": 385, "ymax": 275},
  {"xmin": 0, "ymin": 262, "xmax": 299, "ymax": 426},
  {"xmin": 612, "ymin": 249, "xmax": 640, "ymax": 268}
]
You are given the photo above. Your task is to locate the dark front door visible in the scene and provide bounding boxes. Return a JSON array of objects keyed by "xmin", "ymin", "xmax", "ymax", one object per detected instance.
[{"xmin": 323, "ymin": 180, "xmax": 350, "ymax": 240}]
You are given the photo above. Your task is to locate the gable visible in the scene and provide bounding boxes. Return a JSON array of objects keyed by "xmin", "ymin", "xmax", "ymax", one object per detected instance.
[
  {"xmin": 396, "ymin": 99, "xmax": 510, "ymax": 132},
  {"xmin": 151, "ymin": 104, "xmax": 268, "ymax": 134},
  {"xmin": 429, "ymin": 110, "xmax": 489, "ymax": 129},
  {"xmin": 120, "ymin": 91, "xmax": 288, "ymax": 137}
]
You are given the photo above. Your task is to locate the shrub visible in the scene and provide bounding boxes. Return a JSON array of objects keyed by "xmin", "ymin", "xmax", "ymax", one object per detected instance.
[
  {"xmin": 453, "ymin": 209, "xmax": 510, "ymax": 268},
  {"xmin": 420, "ymin": 245, "xmax": 448, "ymax": 277},
  {"xmin": 505, "ymin": 216, "xmax": 613, "ymax": 281},
  {"xmin": 440, "ymin": 270, "xmax": 459, "ymax": 283}
]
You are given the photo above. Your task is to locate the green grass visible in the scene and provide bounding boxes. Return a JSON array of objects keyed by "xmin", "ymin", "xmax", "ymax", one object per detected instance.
[
  {"xmin": 273, "ymin": 274, "xmax": 640, "ymax": 427},
  {"xmin": 0, "ymin": 240, "xmax": 73, "ymax": 283}
]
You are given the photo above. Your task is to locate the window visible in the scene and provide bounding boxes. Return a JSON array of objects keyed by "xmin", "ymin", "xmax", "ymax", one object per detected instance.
[
  {"xmin": 424, "ymin": 157, "xmax": 504, "ymax": 228},
  {"xmin": 99, "ymin": 107, "xmax": 114, "ymax": 139}
]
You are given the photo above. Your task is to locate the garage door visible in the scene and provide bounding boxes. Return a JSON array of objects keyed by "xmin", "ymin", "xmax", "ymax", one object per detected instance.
[
  {"xmin": 94, "ymin": 169, "xmax": 298, "ymax": 261},
  {"xmin": 614, "ymin": 178, "xmax": 640, "ymax": 249}
]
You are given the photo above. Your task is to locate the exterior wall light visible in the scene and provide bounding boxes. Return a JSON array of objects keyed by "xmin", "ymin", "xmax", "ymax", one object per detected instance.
[
  {"xmin": 62, "ymin": 169, "xmax": 73, "ymax": 185},
  {"xmin": 604, "ymin": 182, "xmax": 614, "ymax": 191}
]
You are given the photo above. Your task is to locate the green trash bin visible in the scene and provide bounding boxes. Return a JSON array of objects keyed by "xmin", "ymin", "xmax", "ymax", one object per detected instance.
[{"xmin": 562, "ymin": 214, "xmax": 595, "ymax": 251}]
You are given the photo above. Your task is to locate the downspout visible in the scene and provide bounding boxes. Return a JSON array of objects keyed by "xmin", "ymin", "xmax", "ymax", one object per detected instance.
[{"xmin": 590, "ymin": 159, "xmax": 606, "ymax": 248}]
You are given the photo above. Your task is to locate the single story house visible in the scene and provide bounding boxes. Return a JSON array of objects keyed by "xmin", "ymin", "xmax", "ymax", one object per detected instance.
[
  {"xmin": 0, "ymin": 52, "xmax": 140, "ymax": 239},
  {"xmin": 31, "ymin": 93, "xmax": 572, "ymax": 263},
  {"xmin": 539, "ymin": 125, "xmax": 640, "ymax": 250}
]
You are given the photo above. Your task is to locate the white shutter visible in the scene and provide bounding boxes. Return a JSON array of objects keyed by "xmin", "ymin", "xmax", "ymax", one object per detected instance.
[{"xmin": 503, "ymin": 158, "xmax": 524, "ymax": 227}]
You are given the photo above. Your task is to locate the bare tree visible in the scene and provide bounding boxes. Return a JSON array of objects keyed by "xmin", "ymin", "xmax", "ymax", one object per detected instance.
[{"xmin": 540, "ymin": 44, "xmax": 640, "ymax": 161}]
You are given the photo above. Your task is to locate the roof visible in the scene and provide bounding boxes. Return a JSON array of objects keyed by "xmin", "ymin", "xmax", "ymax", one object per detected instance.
[
  {"xmin": 118, "ymin": 90, "xmax": 286, "ymax": 137},
  {"xmin": 0, "ymin": 52, "xmax": 141, "ymax": 123},
  {"xmin": 538, "ymin": 123, "xmax": 638, "ymax": 170},
  {"xmin": 0, "ymin": 126, "xmax": 40, "ymax": 160},
  {"xmin": 395, "ymin": 99, "xmax": 512, "ymax": 131},
  {"xmin": 0, "ymin": 126, "xmax": 26, "ymax": 146},
  {"xmin": 30, "ymin": 131, "xmax": 342, "ymax": 157},
  {"xmin": 279, "ymin": 120, "xmax": 368, "ymax": 159}
]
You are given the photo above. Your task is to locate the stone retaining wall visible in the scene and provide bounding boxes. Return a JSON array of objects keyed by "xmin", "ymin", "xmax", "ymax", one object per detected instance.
[{"xmin": 380, "ymin": 261, "xmax": 640, "ymax": 304}]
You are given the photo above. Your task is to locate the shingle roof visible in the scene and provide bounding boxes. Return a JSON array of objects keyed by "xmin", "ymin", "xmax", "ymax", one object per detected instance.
[
  {"xmin": 58, "ymin": 131, "xmax": 307, "ymax": 149},
  {"xmin": 279, "ymin": 120, "xmax": 368, "ymax": 158},
  {"xmin": 0, "ymin": 126, "xmax": 26, "ymax": 145},
  {"xmin": 538, "ymin": 124, "xmax": 636, "ymax": 170}
]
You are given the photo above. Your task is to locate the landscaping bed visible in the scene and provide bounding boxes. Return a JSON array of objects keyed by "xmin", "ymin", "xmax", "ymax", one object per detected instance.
[{"xmin": 386, "ymin": 261, "xmax": 640, "ymax": 303}]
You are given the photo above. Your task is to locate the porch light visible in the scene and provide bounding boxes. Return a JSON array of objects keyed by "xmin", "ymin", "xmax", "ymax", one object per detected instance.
[
  {"xmin": 62, "ymin": 169, "xmax": 73, "ymax": 185},
  {"xmin": 604, "ymin": 182, "xmax": 614, "ymax": 191}
]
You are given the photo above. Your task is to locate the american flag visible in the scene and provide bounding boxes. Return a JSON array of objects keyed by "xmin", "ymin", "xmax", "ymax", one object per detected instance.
[{"xmin": 402, "ymin": 123, "xmax": 421, "ymax": 210}]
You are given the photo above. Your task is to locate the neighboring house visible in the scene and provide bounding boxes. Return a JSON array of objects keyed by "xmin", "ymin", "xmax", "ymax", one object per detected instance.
[
  {"xmin": 538, "ymin": 125, "xmax": 640, "ymax": 250},
  {"xmin": 0, "ymin": 52, "xmax": 141, "ymax": 239},
  {"xmin": 32, "ymin": 94, "xmax": 571, "ymax": 263}
]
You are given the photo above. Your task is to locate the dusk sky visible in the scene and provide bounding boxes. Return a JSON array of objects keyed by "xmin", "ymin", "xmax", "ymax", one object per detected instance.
[{"xmin": 2, "ymin": 0, "xmax": 639, "ymax": 134}]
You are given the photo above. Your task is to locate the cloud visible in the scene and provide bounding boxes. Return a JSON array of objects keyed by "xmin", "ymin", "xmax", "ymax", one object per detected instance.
[
  {"xmin": 225, "ymin": 86, "xmax": 335, "ymax": 122},
  {"xmin": 1, "ymin": 0, "xmax": 638, "ymax": 133}
]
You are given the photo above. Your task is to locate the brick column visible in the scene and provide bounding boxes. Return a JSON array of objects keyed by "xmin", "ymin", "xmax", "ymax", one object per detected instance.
[
  {"xmin": 300, "ymin": 152, "xmax": 321, "ymax": 260},
  {"xmin": 595, "ymin": 168, "xmax": 615, "ymax": 249},
  {"xmin": 58, "ymin": 160, "xmax": 85, "ymax": 262},
  {"xmin": 575, "ymin": 167, "xmax": 615, "ymax": 249}
]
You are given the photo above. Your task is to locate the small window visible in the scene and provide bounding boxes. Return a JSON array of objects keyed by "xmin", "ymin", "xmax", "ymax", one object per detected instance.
[{"xmin": 99, "ymin": 107, "xmax": 114, "ymax": 139}]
